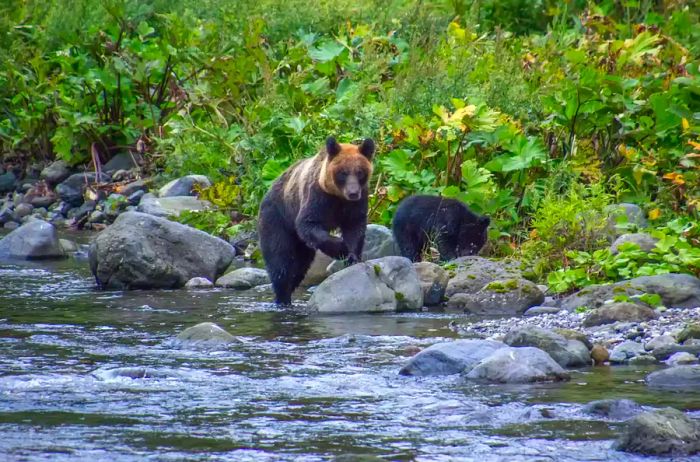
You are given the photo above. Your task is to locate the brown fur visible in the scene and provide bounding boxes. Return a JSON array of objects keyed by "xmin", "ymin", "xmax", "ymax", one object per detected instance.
[{"xmin": 258, "ymin": 137, "xmax": 375, "ymax": 305}]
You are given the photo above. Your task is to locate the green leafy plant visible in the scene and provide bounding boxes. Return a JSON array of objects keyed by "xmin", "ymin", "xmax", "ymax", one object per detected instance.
[{"xmin": 548, "ymin": 218, "xmax": 700, "ymax": 293}]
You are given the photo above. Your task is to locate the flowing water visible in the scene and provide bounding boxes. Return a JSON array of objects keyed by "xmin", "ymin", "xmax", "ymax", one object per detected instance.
[{"xmin": 1, "ymin": 241, "xmax": 699, "ymax": 461}]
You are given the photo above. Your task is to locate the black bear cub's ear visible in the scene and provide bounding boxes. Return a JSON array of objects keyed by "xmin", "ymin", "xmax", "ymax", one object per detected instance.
[
  {"xmin": 360, "ymin": 138, "xmax": 375, "ymax": 160},
  {"xmin": 326, "ymin": 137, "xmax": 341, "ymax": 158},
  {"xmin": 479, "ymin": 215, "xmax": 491, "ymax": 228}
]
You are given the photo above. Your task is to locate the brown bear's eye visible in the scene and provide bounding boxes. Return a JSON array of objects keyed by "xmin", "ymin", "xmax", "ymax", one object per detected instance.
[{"xmin": 356, "ymin": 170, "xmax": 366, "ymax": 183}]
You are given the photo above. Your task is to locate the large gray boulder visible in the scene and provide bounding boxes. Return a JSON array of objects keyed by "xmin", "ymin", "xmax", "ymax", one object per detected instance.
[
  {"xmin": 465, "ymin": 347, "xmax": 570, "ymax": 383},
  {"xmin": 89, "ymin": 211, "xmax": 235, "ymax": 289},
  {"xmin": 301, "ymin": 250, "xmax": 335, "ymax": 286},
  {"xmin": 445, "ymin": 257, "xmax": 522, "ymax": 298},
  {"xmin": 447, "ymin": 278, "xmax": 544, "ymax": 315},
  {"xmin": 327, "ymin": 224, "xmax": 401, "ymax": 274},
  {"xmin": 582, "ymin": 302, "xmax": 659, "ymax": 327},
  {"xmin": 103, "ymin": 152, "xmax": 142, "ymax": 173},
  {"xmin": 56, "ymin": 172, "xmax": 109, "ymax": 207},
  {"xmin": 137, "ymin": 193, "xmax": 211, "ymax": 217},
  {"xmin": 606, "ymin": 203, "xmax": 647, "ymax": 236},
  {"xmin": 413, "ymin": 262, "xmax": 449, "ymax": 306},
  {"xmin": 215, "ymin": 267, "xmax": 270, "ymax": 289},
  {"xmin": 308, "ymin": 256, "xmax": 422, "ymax": 313},
  {"xmin": 0, "ymin": 171, "xmax": 17, "ymax": 193},
  {"xmin": 644, "ymin": 334, "xmax": 677, "ymax": 351},
  {"xmin": 40, "ymin": 160, "xmax": 72, "ymax": 185},
  {"xmin": 614, "ymin": 408, "xmax": 700, "ymax": 456},
  {"xmin": 159, "ymin": 175, "xmax": 211, "ymax": 197},
  {"xmin": 558, "ymin": 273, "xmax": 700, "ymax": 311},
  {"xmin": 610, "ymin": 233, "xmax": 658, "ymax": 254},
  {"xmin": 0, "ymin": 219, "xmax": 65, "ymax": 260},
  {"xmin": 646, "ymin": 365, "xmax": 700, "ymax": 391},
  {"xmin": 503, "ymin": 326, "xmax": 590, "ymax": 368},
  {"xmin": 399, "ymin": 339, "xmax": 506, "ymax": 376},
  {"xmin": 362, "ymin": 224, "xmax": 400, "ymax": 259}
]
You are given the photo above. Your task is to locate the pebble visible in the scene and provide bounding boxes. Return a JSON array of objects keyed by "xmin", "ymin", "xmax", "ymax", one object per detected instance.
[{"xmin": 453, "ymin": 307, "xmax": 700, "ymax": 358}]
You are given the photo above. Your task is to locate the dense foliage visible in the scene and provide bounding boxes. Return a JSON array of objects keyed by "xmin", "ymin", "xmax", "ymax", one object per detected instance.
[{"xmin": 1, "ymin": 0, "xmax": 698, "ymax": 283}]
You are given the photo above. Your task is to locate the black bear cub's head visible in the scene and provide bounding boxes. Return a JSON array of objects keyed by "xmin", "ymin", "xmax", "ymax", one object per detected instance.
[
  {"xmin": 457, "ymin": 215, "xmax": 490, "ymax": 257},
  {"xmin": 324, "ymin": 137, "xmax": 375, "ymax": 201}
]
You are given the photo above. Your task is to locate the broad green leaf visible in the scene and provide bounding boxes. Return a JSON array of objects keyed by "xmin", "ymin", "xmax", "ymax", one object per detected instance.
[{"xmin": 308, "ymin": 41, "xmax": 345, "ymax": 62}]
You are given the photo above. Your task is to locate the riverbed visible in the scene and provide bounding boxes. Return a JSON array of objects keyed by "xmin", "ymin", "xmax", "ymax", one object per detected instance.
[{"xmin": 1, "ymin": 253, "xmax": 699, "ymax": 461}]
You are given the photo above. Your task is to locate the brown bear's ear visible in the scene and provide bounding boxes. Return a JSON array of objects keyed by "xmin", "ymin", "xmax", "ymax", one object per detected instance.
[
  {"xmin": 326, "ymin": 137, "xmax": 341, "ymax": 158},
  {"xmin": 359, "ymin": 138, "xmax": 375, "ymax": 160}
]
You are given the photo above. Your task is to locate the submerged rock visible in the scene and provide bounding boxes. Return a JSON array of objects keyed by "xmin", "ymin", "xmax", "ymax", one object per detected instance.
[
  {"xmin": 448, "ymin": 278, "xmax": 544, "ymax": 316},
  {"xmin": 615, "ymin": 408, "xmax": 700, "ymax": 456},
  {"xmin": 413, "ymin": 262, "xmax": 449, "ymax": 306},
  {"xmin": 158, "ymin": 175, "xmax": 211, "ymax": 197},
  {"xmin": 176, "ymin": 322, "xmax": 236, "ymax": 345},
  {"xmin": 398, "ymin": 339, "xmax": 506, "ymax": 376},
  {"xmin": 465, "ymin": 347, "xmax": 570, "ymax": 383},
  {"xmin": 503, "ymin": 326, "xmax": 590, "ymax": 368},
  {"xmin": 0, "ymin": 219, "xmax": 65, "ymax": 260},
  {"xmin": 646, "ymin": 365, "xmax": 700, "ymax": 391},
  {"xmin": 215, "ymin": 267, "xmax": 270, "ymax": 289},
  {"xmin": 309, "ymin": 256, "xmax": 422, "ymax": 314},
  {"xmin": 89, "ymin": 211, "xmax": 234, "ymax": 289},
  {"xmin": 583, "ymin": 399, "xmax": 642, "ymax": 420}
]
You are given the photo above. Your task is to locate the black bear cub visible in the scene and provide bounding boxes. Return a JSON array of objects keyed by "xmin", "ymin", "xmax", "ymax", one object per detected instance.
[
  {"xmin": 258, "ymin": 137, "xmax": 375, "ymax": 305},
  {"xmin": 392, "ymin": 195, "xmax": 489, "ymax": 262}
]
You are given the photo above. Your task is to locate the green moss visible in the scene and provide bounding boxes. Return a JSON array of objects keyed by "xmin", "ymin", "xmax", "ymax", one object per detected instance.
[
  {"xmin": 373, "ymin": 265, "xmax": 381, "ymax": 276},
  {"xmin": 485, "ymin": 279, "xmax": 519, "ymax": 293},
  {"xmin": 394, "ymin": 291, "xmax": 405, "ymax": 301},
  {"xmin": 467, "ymin": 274, "xmax": 477, "ymax": 280}
]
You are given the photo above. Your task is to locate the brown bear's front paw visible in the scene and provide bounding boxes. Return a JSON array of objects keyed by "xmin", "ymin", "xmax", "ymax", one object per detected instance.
[{"xmin": 346, "ymin": 253, "xmax": 361, "ymax": 265}]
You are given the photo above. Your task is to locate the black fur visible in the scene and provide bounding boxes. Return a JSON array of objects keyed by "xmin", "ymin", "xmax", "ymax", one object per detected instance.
[
  {"xmin": 392, "ymin": 195, "xmax": 489, "ymax": 262},
  {"xmin": 258, "ymin": 140, "xmax": 374, "ymax": 305}
]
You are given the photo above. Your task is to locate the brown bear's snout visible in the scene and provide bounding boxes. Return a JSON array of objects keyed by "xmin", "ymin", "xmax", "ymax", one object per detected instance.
[{"xmin": 343, "ymin": 176, "xmax": 362, "ymax": 201}]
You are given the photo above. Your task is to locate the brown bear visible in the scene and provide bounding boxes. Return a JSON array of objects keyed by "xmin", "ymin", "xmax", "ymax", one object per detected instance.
[{"xmin": 258, "ymin": 137, "xmax": 375, "ymax": 305}]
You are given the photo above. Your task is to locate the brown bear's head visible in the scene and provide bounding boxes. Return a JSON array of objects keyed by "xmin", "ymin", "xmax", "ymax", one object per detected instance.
[{"xmin": 322, "ymin": 137, "xmax": 375, "ymax": 201}]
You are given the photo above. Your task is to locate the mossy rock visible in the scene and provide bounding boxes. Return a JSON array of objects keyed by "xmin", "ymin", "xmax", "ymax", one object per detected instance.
[{"xmin": 678, "ymin": 323, "xmax": 700, "ymax": 344}]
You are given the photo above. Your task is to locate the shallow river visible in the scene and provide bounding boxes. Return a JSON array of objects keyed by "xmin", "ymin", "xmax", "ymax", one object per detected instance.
[{"xmin": 1, "ymin": 243, "xmax": 699, "ymax": 461}]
